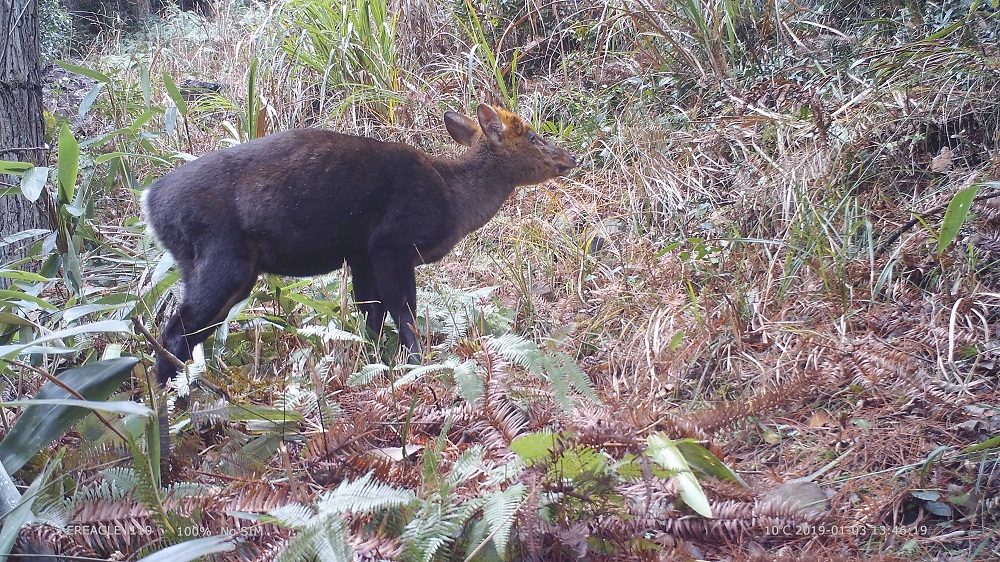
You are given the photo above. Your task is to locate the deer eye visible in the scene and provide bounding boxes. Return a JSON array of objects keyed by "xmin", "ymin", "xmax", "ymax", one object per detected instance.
[{"xmin": 527, "ymin": 133, "xmax": 538, "ymax": 143}]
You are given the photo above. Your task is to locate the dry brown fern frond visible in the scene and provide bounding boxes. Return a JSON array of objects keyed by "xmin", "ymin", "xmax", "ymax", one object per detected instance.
[
  {"xmin": 687, "ymin": 366, "xmax": 819, "ymax": 434},
  {"xmin": 13, "ymin": 523, "xmax": 101, "ymax": 560},
  {"xmin": 70, "ymin": 497, "xmax": 156, "ymax": 552},
  {"xmin": 304, "ymin": 419, "xmax": 379, "ymax": 462},
  {"xmin": 662, "ymin": 498, "xmax": 828, "ymax": 543}
]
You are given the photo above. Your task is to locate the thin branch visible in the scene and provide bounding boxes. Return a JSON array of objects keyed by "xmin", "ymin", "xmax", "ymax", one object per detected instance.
[
  {"xmin": 132, "ymin": 315, "xmax": 231, "ymax": 401},
  {"xmin": 131, "ymin": 316, "xmax": 185, "ymax": 370}
]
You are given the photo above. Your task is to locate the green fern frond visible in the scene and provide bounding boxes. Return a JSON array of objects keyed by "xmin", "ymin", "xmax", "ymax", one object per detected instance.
[
  {"xmin": 269, "ymin": 503, "xmax": 316, "ymax": 529},
  {"xmin": 390, "ymin": 360, "xmax": 458, "ymax": 391},
  {"xmin": 419, "ymin": 285, "xmax": 503, "ymax": 347},
  {"xmin": 273, "ymin": 521, "xmax": 320, "ymax": 562},
  {"xmin": 311, "ymin": 518, "xmax": 353, "ymax": 562},
  {"xmin": 348, "ymin": 362, "xmax": 389, "ymax": 386},
  {"xmin": 68, "ymin": 476, "xmax": 132, "ymax": 502},
  {"xmin": 542, "ymin": 350, "xmax": 601, "ymax": 406},
  {"xmin": 487, "ymin": 334, "xmax": 600, "ymax": 411},
  {"xmin": 189, "ymin": 399, "xmax": 231, "ymax": 430},
  {"xmin": 162, "ymin": 480, "xmax": 215, "ymax": 498},
  {"xmin": 123, "ymin": 432, "xmax": 172, "ymax": 533},
  {"xmin": 273, "ymin": 383, "xmax": 320, "ymax": 418},
  {"xmin": 270, "ymin": 472, "xmax": 413, "ymax": 562},
  {"xmin": 453, "ymin": 359, "xmax": 484, "ymax": 403},
  {"xmin": 421, "ymin": 415, "xmax": 457, "ymax": 492},
  {"xmin": 296, "ymin": 322, "xmax": 365, "ymax": 343},
  {"xmin": 401, "ymin": 499, "xmax": 464, "ymax": 562},
  {"xmin": 480, "ymin": 483, "xmax": 526, "ymax": 555},
  {"xmin": 315, "ymin": 471, "xmax": 416, "ymax": 515},
  {"xmin": 447, "ymin": 445, "xmax": 486, "ymax": 487},
  {"xmin": 97, "ymin": 467, "xmax": 139, "ymax": 492}
]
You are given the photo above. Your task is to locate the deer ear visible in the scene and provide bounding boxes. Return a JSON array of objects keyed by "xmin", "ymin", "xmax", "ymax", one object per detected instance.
[
  {"xmin": 476, "ymin": 104, "xmax": 505, "ymax": 147},
  {"xmin": 444, "ymin": 111, "xmax": 479, "ymax": 147}
]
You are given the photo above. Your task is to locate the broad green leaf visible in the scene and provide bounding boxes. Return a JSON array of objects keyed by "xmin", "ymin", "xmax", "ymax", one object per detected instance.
[
  {"xmin": 0, "ymin": 231, "xmax": 50, "ymax": 252},
  {"xmin": 0, "ymin": 268, "xmax": 51, "ymax": 282},
  {"xmin": 162, "ymin": 71, "xmax": 188, "ymax": 115},
  {"xmin": 674, "ymin": 439, "xmax": 746, "ymax": 486},
  {"xmin": 0, "ymin": 357, "xmax": 138, "ymax": 473},
  {"xmin": 134, "ymin": 535, "xmax": 236, "ymax": 562},
  {"xmin": 140, "ymin": 65, "xmax": 151, "ymax": 108},
  {"xmin": 1, "ymin": 399, "xmax": 151, "ymax": 416},
  {"xmin": 78, "ymin": 82, "xmax": 107, "ymax": 120},
  {"xmin": 936, "ymin": 184, "xmax": 979, "ymax": 256},
  {"xmin": 63, "ymin": 302, "xmax": 131, "ymax": 323},
  {"xmin": 0, "ymin": 161, "xmax": 32, "ymax": 175},
  {"xmin": 647, "ymin": 433, "xmax": 713, "ymax": 518},
  {"xmin": 0, "ymin": 266, "xmax": 52, "ymax": 283},
  {"xmin": 227, "ymin": 404, "xmax": 306, "ymax": 423},
  {"xmin": 510, "ymin": 431, "xmax": 558, "ymax": 466},
  {"xmin": 0, "ymin": 312, "xmax": 35, "ymax": 328},
  {"xmin": 0, "ymin": 289, "xmax": 57, "ymax": 311},
  {"xmin": 19, "ymin": 167, "xmax": 48, "ymax": 202},
  {"xmin": 55, "ymin": 60, "xmax": 111, "ymax": 83},
  {"xmin": 57, "ymin": 124, "xmax": 79, "ymax": 205},
  {"xmin": 0, "ymin": 462, "xmax": 49, "ymax": 557}
]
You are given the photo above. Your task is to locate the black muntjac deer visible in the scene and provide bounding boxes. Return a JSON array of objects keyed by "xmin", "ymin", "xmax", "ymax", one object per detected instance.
[{"xmin": 142, "ymin": 104, "xmax": 577, "ymax": 385}]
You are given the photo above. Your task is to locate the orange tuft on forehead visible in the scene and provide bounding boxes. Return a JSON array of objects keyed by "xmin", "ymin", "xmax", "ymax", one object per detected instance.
[{"xmin": 494, "ymin": 107, "xmax": 531, "ymax": 135}]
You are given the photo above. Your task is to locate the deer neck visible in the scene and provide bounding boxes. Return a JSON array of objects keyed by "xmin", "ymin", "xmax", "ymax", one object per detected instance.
[{"xmin": 434, "ymin": 147, "xmax": 520, "ymax": 238}]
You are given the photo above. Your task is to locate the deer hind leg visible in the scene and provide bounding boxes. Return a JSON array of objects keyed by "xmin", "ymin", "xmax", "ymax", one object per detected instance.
[{"xmin": 156, "ymin": 245, "xmax": 257, "ymax": 386}]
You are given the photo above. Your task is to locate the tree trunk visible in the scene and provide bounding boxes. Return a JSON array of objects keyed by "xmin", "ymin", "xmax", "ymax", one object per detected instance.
[
  {"xmin": 0, "ymin": 0, "xmax": 49, "ymax": 269},
  {"xmin": 135, "ymin": 0, "xmax": 152, "ymax": 19}
]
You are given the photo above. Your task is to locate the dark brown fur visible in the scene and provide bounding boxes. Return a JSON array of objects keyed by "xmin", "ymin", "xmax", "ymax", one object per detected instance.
[{"xmin": 142, "ymin": 105, "xmax": 576, "ymax": 384}]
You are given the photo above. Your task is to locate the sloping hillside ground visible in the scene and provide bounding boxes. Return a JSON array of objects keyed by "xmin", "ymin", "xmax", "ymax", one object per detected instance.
[{"xmin": 8, "ymin": 0, "xmax": 999, "ymax": 560}]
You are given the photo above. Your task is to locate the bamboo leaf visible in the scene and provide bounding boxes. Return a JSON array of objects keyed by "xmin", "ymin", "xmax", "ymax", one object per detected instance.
[
  {"xmin": 0, "ymin": 462, "xmax": 48, "ymax": 557},
  {"xmin": 19, "ymin": 166, "xmax": 48, "ymax": 202},
  {"xmin": 57, "ymin": 123, "xmax": 79, "ymax": 205},
  {"xmin": 79, "ymin": 82, "xmax": 107, "ymax": 120},
  {"xmin": 1, "ymin": 398, "xmax": 151, "ymax": 416},
  {"xmin": 162, "ymin": 70, "xmax": 188, "ymax": 115},
  {"xmin": 140, "ymin": 65, "xmax": 151, "ymax": 108},
  {"xmin": 936, "ymin": 184, "xmax": 979, "ymax": 256},
  {"xmin": 0, "ymin": 288, "xmax": 57, "ymax": 312},
  {"xmin": 55, "ymin": 60, "xmax": 111, "ymax": 83},
  {"xmin": 0, "ymin": 161, "xmax": 32, "ymax": 175},
  {"xmin": 647, "ymin": 432, "xmax": 713, "ymax": 518},
  {"xmin": 134, "ymin": 535, "xmax": 236, "ymax": 562},
  {"xmin": 0, "ymin": 357, "xmax": 138, "ymax": 474}
]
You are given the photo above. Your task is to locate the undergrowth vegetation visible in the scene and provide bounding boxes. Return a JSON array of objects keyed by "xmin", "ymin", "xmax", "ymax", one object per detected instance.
[{"xmin": 0, "ymin": 0, "xmax": 998, "ymax": 560}]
